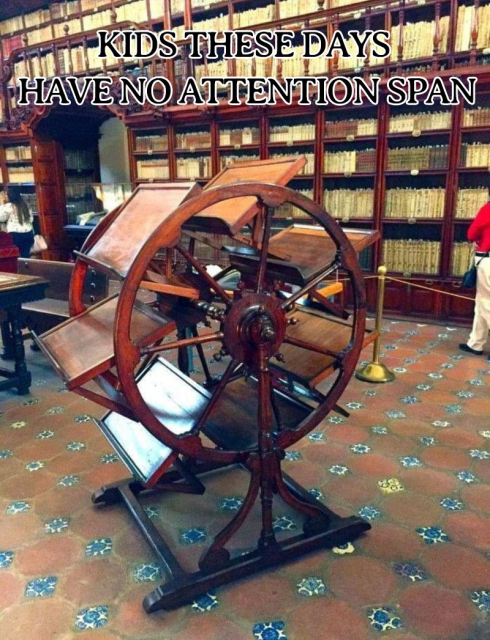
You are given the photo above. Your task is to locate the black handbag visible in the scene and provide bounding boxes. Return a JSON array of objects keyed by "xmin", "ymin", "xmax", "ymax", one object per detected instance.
[{"xmin": 462, "ymin": 256, "xmax": 484, "ymax": 289}]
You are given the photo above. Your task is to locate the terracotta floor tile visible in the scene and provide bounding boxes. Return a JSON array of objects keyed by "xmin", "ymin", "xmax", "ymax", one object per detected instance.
[
  {"xmin": 422, "ymin": 543, "xmax": 490, "ymax": 589},
  {"xmin": 444, "ymin": 511, "xmax": 490, "ymax": 551},
  {"xmin": 16, "ymin": 536, "xmax": 81, "ymax": 575},
  {"xmin": 0, "ymin": 599, "xmax": 76, "ymax": 640},
  {"xmin": 288, "ymin": 597, "xmax": 371, "ymax": 640},
  {"xmin": 61, "ymin": 557, "xmax": 127, "ymax": 605},
  {"xmin": 328, "ymin": 556, "xmax": 398, "ymax": 606}
]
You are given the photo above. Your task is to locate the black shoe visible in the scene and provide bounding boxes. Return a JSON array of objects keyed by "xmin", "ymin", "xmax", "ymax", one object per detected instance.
[{"xmin": 459, "ymin": 343, "xmax": 483, "ymax": 356}]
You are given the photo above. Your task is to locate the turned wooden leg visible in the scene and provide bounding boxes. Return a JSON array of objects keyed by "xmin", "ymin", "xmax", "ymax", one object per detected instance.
[{"xmin": 9, "ymin": 306, "xmax": 31, "ymax": 395}]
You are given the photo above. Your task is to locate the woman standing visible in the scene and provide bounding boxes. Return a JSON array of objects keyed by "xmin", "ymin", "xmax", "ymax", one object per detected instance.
[
  {"xmin": 460, "ymin": 201, "xmax": 490, "ymax": 360},
  {"xmin": 0, "ymin": 189, "xmax": 34, "ymax": 258}
]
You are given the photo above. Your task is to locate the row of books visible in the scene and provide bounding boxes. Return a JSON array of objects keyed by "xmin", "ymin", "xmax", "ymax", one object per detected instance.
[
  {"xmin": 388, "ymin": 111, "xmax": 452, "ymax": 133},
  {"xmin": 220, "ymin": 154, "xmax": 260, "ymax": 170},
  {"xmin": 175, "ymin": 131, "xmax": 212, "ymax": 151},
  {"xmin": 463, "ymin": 108, "xmax": 490, "ymax": 128},
  {"xmin": 65, "ymin": 178, "xmax": 95, "ymax": 200},
  {"xmin": 324, "ymin": 149, "xmax": 376, "ymax": 173},
  {"xmin": 8, "ymin": 167, "xmax": 35, "ymax": 184},
  {"xmin": 219, "ymin": 128, "xmax": 260, "ymax": 147},
  {"xmin": 451, "ymin": 242, "xmax": 473, "ymax": 276},
  {"xmin": 386, "ymin": 145, "xmax": 449, "ymax": 170},
  {"xmin": 271, "ymin": 152, "xmax": 315, "ymax": 175},
  {"xmin": 176, "ymin": 157, "xmax": 212, "ymax": 180},
  {"xmin": 385, "ymin": 188, "xmax": 445, "ymax": 219},
  {"xmin": 270, "ymin": 124, "xmax": 316, "ymax": 143},
  {"xmin": 391, "ymin": 18, "xmax": 450, "ymax": 62},
  {"xmin": 455, "ymin": 188, "xmax": 489, "ymax": 218},
  {"xmin": 65, "ymin": 149, "xmax": 96, "ymax": 172},
  {"xmin": 325, "ymin": 119, "xmax": 378, "ymax": 138},
  {"xmin": 455, "ymin": 5, "xmax": 490, "ymax": 52},
  {"xmin": 175, "ymin": 12, "xmax": 229, "ymax": 41},
  {"xmin": 136, "ymin": 159, "xmax": 170, "ymax": 180},
  {"xmin": 324, "ymin": 189, "xmax": 374, "ymax": 218},
  {"xmin": 383, "ymin": 239, "xmax": 441, "ymax": 275},
  {"xmin": 5, "ymin": 145, "xmax": 31, "ymax": 162},
  {"xmin": 275, "ymin": 189, "xmax": 314, "ymax": 219},
  {"xmin": 134, "ymin": 134, "xmax": 169, "ymax": 153},
  {"xmin": 460, "ymin": 143, "xmax": 490, "ymax": 168}
]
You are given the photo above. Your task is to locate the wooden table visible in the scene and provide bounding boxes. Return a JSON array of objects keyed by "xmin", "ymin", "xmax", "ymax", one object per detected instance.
[{"xmin": 0, "ymin": 272, "xmax": 48, "ymax": 395}]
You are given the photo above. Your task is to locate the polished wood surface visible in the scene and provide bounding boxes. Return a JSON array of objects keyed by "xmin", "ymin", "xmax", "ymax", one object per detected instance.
[
  {"xmin": 231, "ymin": 225, "xmax": 380, "ymax": 285},
  {"xmin": 87, "ymin": 183, "xmax": 201, "ymax": 278},
  {"xmin": 38, "ymin": 295, "xmax": 175, "ymax": 389},
  {"xmin": 186, "ymin": 157, "xmax": 307, "ymax": 235}
]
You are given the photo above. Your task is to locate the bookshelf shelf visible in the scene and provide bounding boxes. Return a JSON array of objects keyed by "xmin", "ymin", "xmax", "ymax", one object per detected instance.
[
  {"xmin": 382, "ymin": 219, "xmax": 445, "ymax": 224},
  {"xmin": 386, "ymin": 130, "xmax": 451, "ymax": 140},
  {"xmin": 324, "ymin": 135, "xmax": 378, "ymax": 143}
]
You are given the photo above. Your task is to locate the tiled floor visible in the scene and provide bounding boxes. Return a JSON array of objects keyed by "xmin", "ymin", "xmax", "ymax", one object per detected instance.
[{"xmin": 0, "ymin": 320, "xmax": 489, "ymax": 639}]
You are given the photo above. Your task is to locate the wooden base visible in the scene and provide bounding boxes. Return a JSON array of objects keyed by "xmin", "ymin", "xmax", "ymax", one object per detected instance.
[{"xmin": 92, "ymin": 463, "xmax": 371, "ymax": 614}]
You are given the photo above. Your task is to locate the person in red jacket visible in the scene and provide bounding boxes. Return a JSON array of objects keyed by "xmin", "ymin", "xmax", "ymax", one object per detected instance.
[{"xmin": 460, "ymin": 201, "xmax": 490, "ymax": 360}]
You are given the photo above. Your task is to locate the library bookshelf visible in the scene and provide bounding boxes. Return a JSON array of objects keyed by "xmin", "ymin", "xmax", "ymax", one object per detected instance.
[{"xmin": 1, "ymin": 0, "xmax": 490, "ymax": 321}]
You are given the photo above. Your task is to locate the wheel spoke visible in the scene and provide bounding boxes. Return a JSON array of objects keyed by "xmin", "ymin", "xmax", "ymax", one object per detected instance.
[
  {"xmin": 193, "ymin": 358, "xmax": 239, "ymax": 433},
  {"xmin": 256, "ymin": 207, "xmax": 273, "ymax": 294},
  {"xmin": 283, "ymin": 334, "xmax": 343, "ymax": 361},
  {"xmin": 176, "ymin": 244, "xmax": 232, "ymax": 306},
  {"xmin": 141, "ymin": 332, "xmax": 223, "ymax": 356},
  {"xmin": 280, "ymin": 260, "xmax": 341, "ymax": 310}
]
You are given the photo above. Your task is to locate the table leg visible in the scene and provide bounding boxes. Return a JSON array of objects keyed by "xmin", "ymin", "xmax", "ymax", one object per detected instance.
[
  {"xmin": 8, "ymin": 306, "xmax": 31, "ymax": 395},
  {"xmin": 1, "ymin": 320, "xmax": 14, "ymax": 360}
]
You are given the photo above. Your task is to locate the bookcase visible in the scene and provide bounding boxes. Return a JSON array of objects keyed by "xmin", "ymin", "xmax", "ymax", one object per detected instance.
[{"xmin": 0, "ymin": 140, "xmax": 40, "ymax": 233}]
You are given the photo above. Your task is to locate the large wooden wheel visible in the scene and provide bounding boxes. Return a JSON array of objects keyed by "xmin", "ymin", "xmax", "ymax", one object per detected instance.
[{"xmin": 110, "ymin": 182, "xmax": 366, "ymax": 464}]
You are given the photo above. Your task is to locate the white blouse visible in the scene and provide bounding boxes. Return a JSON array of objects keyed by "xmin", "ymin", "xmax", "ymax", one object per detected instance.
[{"xmin": 0, "ymin": 203, "xmax": 34, "ymax": 233}]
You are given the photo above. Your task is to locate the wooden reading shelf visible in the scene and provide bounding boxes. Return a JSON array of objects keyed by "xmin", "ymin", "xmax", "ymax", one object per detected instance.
[
  {"xmin": 84, "ymin": 183, "xmax": 201, "ymax": 279},
  {"xmin": 184, "ymin": 156, "xmax": 307, "ymax": 236},
  {"xmin": 98, "ymin": 357, "xmax": 312, "ymax": 486},
  {"xmin": 230, "ymin": 225, "xmax": 380, "ymax": 286},
  {"xmin": 35, "ymin": 296, "xmax": 175, "ymax": 390}
]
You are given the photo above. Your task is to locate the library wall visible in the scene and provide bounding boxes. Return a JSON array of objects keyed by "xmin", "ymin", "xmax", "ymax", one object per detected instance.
[{"xmin": 98, "ymin": 118, "xmax": 131, "ymax": 185}]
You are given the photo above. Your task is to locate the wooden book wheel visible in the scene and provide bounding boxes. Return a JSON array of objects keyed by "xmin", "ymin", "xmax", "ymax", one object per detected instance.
[{"xmin": 36, "ymin": 177, "xmax": 372, "ymax": 614}]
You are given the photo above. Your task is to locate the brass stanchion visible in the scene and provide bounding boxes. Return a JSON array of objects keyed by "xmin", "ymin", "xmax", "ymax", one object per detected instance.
[{"xmin": 356, "ymin": 265, "xmax": 395, "ymax": 383}]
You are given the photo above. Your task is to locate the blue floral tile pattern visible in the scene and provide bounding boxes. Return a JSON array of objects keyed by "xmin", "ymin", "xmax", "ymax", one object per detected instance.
[
  {"xmin": 328, "ymin": 416, "xmax": 345, "ymax": 424},
  {"xmin": 359, "ymin": 506, "xmax": 381, "ymax": 521},
  {"xmin": 46, "ymin": 406, "xmax": 64, "ymax": 415},
  {"xmin": 10, "ymin": 421, "xmax": 27, "ymax": 429},
  {"xmin": 192, "ymin": 590, "xmax": 218, "ymax": 612},
  {"xmin": 25, "ymin": 576, "xmax": 57, "ymax": 598},
  {"xmin": 308, "ymin": 432, "xmax": 324, "ymax": 442},
  {"xmin": 308, "ymin": 488, "xmax": 323, "ymax": 501},
  {"xmin": 416, "ymin": 383, "xmax": 432, "ymax": 391},
  {"xmin": 180, "ymin": 527, "xmax": 207, "ymax": 545},
  {"xmin": 400, "ymin": 456, "xmax": 423, "ymax": 468},
  {"xmin": 36, "ymin": 430, "xmax": 54, "ymax": 440},
  {"xmin": 401, "ymin": 396, "xmax": 420, "ymax": 405},
  {"xmin": 420, "ymin": 436, "xmax": 437, "ymax": 446},
  {"xmin": 416, "ymin": 526, "xmax": 450, "ymax": 545},
  {"xmin": 440, "ymin": 497, "xmax": 464, "ymax": 511},
  {"xmin": 284, "ymin": 450, "xmax": 301, "ymax": 461},
  {"xmin": 329, "ymin": 465, "xmax": 350, "ymax": 475},
  {"xmin": 45, "ymin": 517, "xmax": 70, "ymax": 534},
  {"xmin": 456, "ymin": 390, "xmax": 474, "ymax": 399},
  {"xmin": 351, "ymin": 444, "xmax": 371, "ymax": 454},
  {"xmin": 219, "ymin": 497, "xmax": 243, "ymax": 512},
  {"xmin": 0, "ymin": 449, "xmax": 13, "ymax": 459},
  {"xmin": 57, "ymin": 475, "xmax": 80, "ymax": 487},
  {"xmin": 346, "ymin": 401, "xmax": 364, "ymax": 410},
  {"xmin": 364, "ymin": 389, "xmax": 377, "ymax": 397},
  {"xmin": 297, "ymin": 577, "xmax": 326, "ymax": 597},
  {"xmin": 470, "ymin": 378, "xmax": 485, "ymax": 386},
  {"xmin": 253, "ymin": 621, "xmax": 287, "ymax": 640},
  {"xmin": 23, "ymin": 398, "xmax": 39, "ymax": 406},
  {"xmin": 469, "ymin": 449, "xmax": 490, "ymax": 460},
  {"xmin": 367, "ymin": 607, "xmax": 403, "ymax": 632},
  {"xmin": 66, "ymin": 441, "xmax": 86, "ymax": 452},
  {"xmin": 74, "ymin": 414, "xmax": 91, "ymax": 423},
  {"xmin": 394, "ymin": 563, "xmax": 428, "ymax": 582},
  {"xmin": 372, "ymin": 426, "xmax": 388, "ymax": 435},
  {"xmin": 75, "ymin": 606, "xmax": 109, "ymax": 630},
  {"xmin": 428, "ymin": 372, "xmax": 444, "ymax": 380},
  {"xmin": 471, "ymin": 590, "xmax": 490, "ymax": 613},
  {"xmin": 133, "ymin": 562, "xmax": 162, "ymax": 583},
  {"xmin": 25, "ymin": 461, "xmax": 45, "ymax": 472},
  {"xmin": 332, "ymin": 542, "xmax": 355, "ymax": 555},
  {"xmin": 273, "ymin": 516, "xmax": 297, "ymax": 532},
  {"xmin": 479, "ymin": 430, "xmax": 490, "ymax": 439},
  {"xmin": 378, "ymin": 478, "xmax": 404, "ymax": 494},
  {"xmin": 457, "ymin": 471, "xmax": 477, "ymax": 483},
  {"xmin": 85, "ymin": 539, "xmax": 112, "ymax": 557},
  {"xmin": 0, "ymin": 551, "xmax": 14, "ymax": 568},
  {"xmin": 385, "ymin": 410, "xmax": 406, "ymax": 419},
  {"xmin": 144, "ymin": 506, "xmax": 159, "ymax": 519},
  {"xmin": 393, "ymin": 367, "xmax": 407, "ymax": 375},
  {"xmin": 445, "ymin": 404, "xmax": 464, "ymax": 414},
  {"xmin": 100, "ymin": 453, "xmax": 119, "ymax": 464},
  {"xmin": 432, "ymin": 420, "xmax": 451, "ymax": 428},
  {"xmin": 6, "ymin": 501, "xmax": 30, "ymax": 514}
]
